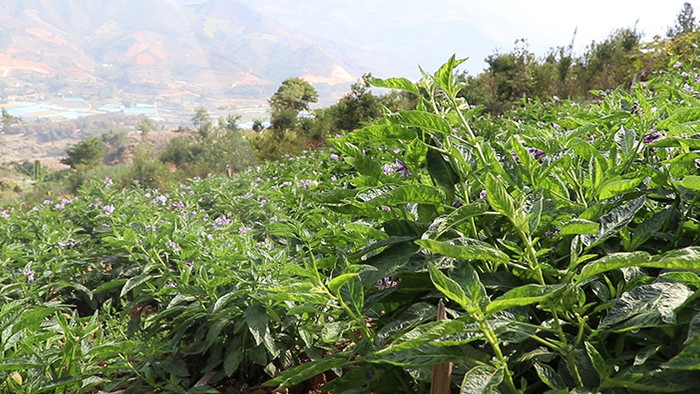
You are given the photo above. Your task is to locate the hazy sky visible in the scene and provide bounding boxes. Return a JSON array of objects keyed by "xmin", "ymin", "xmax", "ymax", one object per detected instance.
[{"xmin": 253, "ymin": 0, "xmax": 693, "ymax": 77}]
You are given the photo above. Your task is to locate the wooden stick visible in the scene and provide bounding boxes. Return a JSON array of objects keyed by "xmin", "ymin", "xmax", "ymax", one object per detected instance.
[{"xmin": 430, "ymin": 299, "xmax": 453, "ymax": 394}]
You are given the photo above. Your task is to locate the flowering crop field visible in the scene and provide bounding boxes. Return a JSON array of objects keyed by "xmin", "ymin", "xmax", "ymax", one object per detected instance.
[{"xmin": 4, "ymin": 58, "xmax": 700, "ymax": 393}]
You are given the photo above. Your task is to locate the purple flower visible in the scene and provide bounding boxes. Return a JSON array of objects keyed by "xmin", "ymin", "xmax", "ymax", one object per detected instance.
[
  {"xmin": 151, "ymin": 195, "xmax": 168, "ymax": 206},
  {"xmin": 375, "ymin": 277, "xmax": 399, "ymax": 290},
  {"xmin": 213, "ymin": 216, "xmax": 231, "ymax": 228},
  {"xmin": 683, "ymin": 83, "xmax": 694, "ymax": 93},
  {"xmin": 552, "ymin": 122, "xmax": 561, "ymax": 130},
  {"xmin": 643, "ymin": 132, "xmax": 662, "ymax": 144},
  {"xmin": 238, "ymin": 225, "xmax": 252, "ymax": 234},
  {"xmin": 452, "ymin": 203, "xmax": 463, "ymax": 208},
  {"xmin": 479, "ymin": 189, "xmax": 487, "ymax": 199},
  {"xmin": 42, "ymin": 199, "xmax": 52, "ymax": 205},
  {"xmin": 58, "ymin": 238, "xmax": 76, "ymax": 248},
  {"xmin": 0, "ymin": 210, "xmax": 9, "ymax": 219},
  {"xmin": 511, "ymin": 152, "xmax": 520, "ymax": 163},
  {"xmin": 383, "ymin": 159, "xmax": 409, "ymax": 178},
  {"xmin": 144, "ymin": 224, "xmax": 158, "ymax": 232},
  {"xmin": 21, "ymin": 268, "xmax": 35, "ymax": 282},
  {"xmin": 102, "ymin": 204, "xmax": 115, "ymax": 216},
  {"xmin": 330, "ymin": 153, "xmax": 340, "ymax": 161},
  {"xmin": 673, "ymin": 61, "xmax": 683, "ymax": 69},
  {"xmin": 167, "ymin": 240, "xmax": 181, "ymax": 253},
  {"xmin": 104, "ymin": 177, "xmax": 114, "ymax": 187},
  {"xmin": 528, "ymin": 147, "xmax": 547, "ymax": 163},
  {"xmin": 53, "ymin": 202, "xmax": 65, "ymax": 210},
  {"xmin": 164, "ymin": 282, "xmax": 177, "ymax": 288}
]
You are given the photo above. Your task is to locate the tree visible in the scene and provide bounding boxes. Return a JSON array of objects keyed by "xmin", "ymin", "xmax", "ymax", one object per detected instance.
[
  {"xmin": 668, "ymin": 2, "xmax": 697, "ymax": 37},
  {"xmin": 1, "ymin": 108, "xmax": 20, "ymax": 132},
  {"xmin": 139, "ymin": 117, "xmax": 154, "ymax": 136},
  {"xmin": 60, "ymin": 136, "xmax": 105, "ymax": 169},
  {"xmin": 192, "ymin": 107, "xmax": 212, "ymax": 139},
  {"xmin": 269, "ymin": 77, "xmax": 318, "ymax": 114},
  {"xmin": 269, "ymin": 78, "xmax": 318, "ymax": 138}
]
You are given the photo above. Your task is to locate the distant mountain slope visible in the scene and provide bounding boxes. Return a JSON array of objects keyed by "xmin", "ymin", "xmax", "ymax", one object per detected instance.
[{"xmin": 0, "ymin": 0, "xmax": 364, "ymax": 105}]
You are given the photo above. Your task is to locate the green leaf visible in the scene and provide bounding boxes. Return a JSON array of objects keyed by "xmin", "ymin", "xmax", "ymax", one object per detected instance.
[
  {"xmin": 367, "ymin": 76, "xmax": 420, "ymax": 95},
  {"xmin": 37, "ymin": 376, "xmax": 87, "ymax": 393},
  {"xmin": 375, "ymin": 302, "xmax": 437, "ymax": 346},
  {"xmin": 576, "ymin": 251, "xmax": 651, "ymax": 281},
  {"xmin": 433, "ymin": 55, "xmax": 467, "ymax": 97},
  {"xmin": 460, "ymin": 365, "xmax": 504, "ymax": 394},
  {"xmin": 349, "ymin": 155, "xmax": 382, "ymax": 178},
  {"xmin": 0, "ymin": 358, "xmax": 42, "ymax": 371},
  {"xmin": 614, "ymin": 125, "xmax": 637, "ymax": 154},
  {"xmin": 427, "ymin": 148, "xmax": 459, "ymax": 200},
  {"xmin": 405, "ymin": 138, "xmax": 429, "ymax": 168},
  {"xmin": 340, "ymin": 276, "xmax": 364, "ymax": 315},
  {"xmin": 375, "ymin": 320, "xmax": 465, "ymax": 355},
  {"xmin": 602, "ymin": 372, "xmax": 689, "ymax": 392},
  {"xmin": 394, "ymin": 111, "xmax": 453, "ymax": 135},
  {"xmin": 581, "ymin": 196, "xmax": 645, "ymax": 248},
  {"xmin": 664, "ymin": 336, "xmax": 700, "ymax": 370},
  {"xmin": 328, "ymin": 273, "xmax": 360, "ymax": 294},
  {"xmin": 263, "ymin": 358, "xmax": 349, "ymax": 390},
  {"xmin": 224, "ymin": 351, "xmax": 243, "ymax": 377},
  {"xmin": 598, "ymin": 177, "xmax": 643, "ymax": 200},
  {"xmin": 601, "ymin": 282, "xmax": 693, "ymax": 329},
  {"xmin": 321, "ymin": 321, "xmax": 353, "ymax": 343},
  {"xmin": 560, "ymin": 219, "xmax": 600, "ymax": 236},
  {"xmin": 94, "ymin": 278, "xmax": 128, "ymax": 294},
  {"xmin": 436, "ymin": 202, "xmax": 492, "ymax": 236},
  {"xmin": 584, "ymin": 341, "xmax": 612, "ymax": 379},
  {"xmin": 534, "ymin": 363, "xmax": 565, "ymax": 390},
  {"xmin": 485, "ymin": 173, "xmax": 516, "ymax": 219},
  {"xmin": 417, "ymin": 239, "xmax": 509, "ymax": 263},
  {"xmin": 428, "ymin": 264, "xmax": 470, "ymax": 310},
  {"xmin": 657, "ymin": 107, "xmax": 700, "ymax": 129},
  {"xmin": 358, "ymin": 184, "xmax": 445, "ymax": 206},
  {"xmin": 679, "ymin": 175, "xmax": 700, "ymax": 191},
  {"xmin": 120, "ymin": 274, "xmax": 152, "ymax": 297},
  {"xmin": 244, "ymin": 304, "xmax": 269, "ymax": 346},
  {"xmin": 345, "ymin": 122, "xmax": 416, "ymax": 142},
  {"xmin": 485, "ymin": 284, "xmax": 565, "ymax": 315}
]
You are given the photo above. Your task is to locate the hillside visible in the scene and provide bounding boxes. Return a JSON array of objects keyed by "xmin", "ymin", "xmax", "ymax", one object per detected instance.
[{"xmin": 0, "ymin": 0, "xmax": 364, "ymax": 108}]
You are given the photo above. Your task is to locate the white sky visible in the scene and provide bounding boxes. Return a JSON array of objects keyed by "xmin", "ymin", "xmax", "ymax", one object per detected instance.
[
  {"xmin": 253, "ymin": 0, "xmax": 694, "ymax": 78},
  {"xmin": 460, "ymin": 0, "xmax": 689, "ymax": 73}
]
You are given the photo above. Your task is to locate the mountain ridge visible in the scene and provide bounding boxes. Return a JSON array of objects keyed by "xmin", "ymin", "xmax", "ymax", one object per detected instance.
[{"xmin": 0, "ymin": 0, "xmax": 366, "ymax": 108}]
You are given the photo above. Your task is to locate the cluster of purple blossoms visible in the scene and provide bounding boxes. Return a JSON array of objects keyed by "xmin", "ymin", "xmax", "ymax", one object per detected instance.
[
  {"xmin": 104, "ymin": 177, "xmax": 114, "ymax": 187},
  {"xmin": 0, "ymin": 210, "xmax": 10, "ymax": 219},
  {"xmin": 164, "ymin": 282, "xmax": 177, "ymax": 288},
  {"xmin": 43, "ymin": 199, "xmax": 53, "ymax": 206},
  {"xmin": 151, "ymin": 195, "xmax": 168, "ymax": 206},
  {"xmin": 144, "ymin": 224, "xmax": 158, "ymax": 232},
  {"xmin": 511, "ymin": 152, "xmax": 520, "ymax": 163},
  {"xmin": 297, "ymin": 179, "xmax": 318, "ymax": 190},
  {"xmin": 167, "ymin": 240, "xmax": 181, "ymax": 253},
  {"xmin": 58, "ymin": 238, "xmax": 76, "ymax": 248},
  {"xmin": 238, "ymin": 225, "xmax": 253, "ymax": 234},
  {"xmin": 383, "ymin": 159, "xmax": 409, "ymax": 179},
  {"xmin": 376, "ymin": 277, "xmax": 399, "ymax": 290},
  {"xmin": 213, "ymin": 216, "xmax": 232, "ymax": 228},
  {"xmin": 102, "ymin": 204, "xmax": 116, "ymax": 216},
  {"xmin": 330, "ymin": 153, "xmax": 340, "ymax": 161},
  {"xmin": 528, "ymin": 147, "xmax": 547, "ymax": 163},
  {"xmin": 21, "ymin": 268, "xmax": 35, "ymax": 282},
  {"xmin": 643, "ymin": 131, "xmax": 662, "ymax": 144}
]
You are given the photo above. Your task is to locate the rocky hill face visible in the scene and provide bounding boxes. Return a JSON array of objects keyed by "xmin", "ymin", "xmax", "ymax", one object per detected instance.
[{"xmin": 0, "ymin": 0, "xmax": 363, "ymax": 104}]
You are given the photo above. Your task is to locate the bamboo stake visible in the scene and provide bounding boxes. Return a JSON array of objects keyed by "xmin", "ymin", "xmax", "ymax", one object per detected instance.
[{"xmin": 430, "ymin": 299, "xmax": 453, "ymax": 394}]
